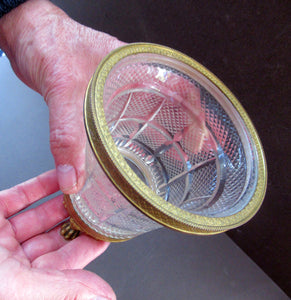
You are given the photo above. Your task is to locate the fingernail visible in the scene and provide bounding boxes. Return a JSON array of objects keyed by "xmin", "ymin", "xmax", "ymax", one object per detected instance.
[{"xmin": 57, "ymin": 164, "xmax": 77, "ymax": 193}]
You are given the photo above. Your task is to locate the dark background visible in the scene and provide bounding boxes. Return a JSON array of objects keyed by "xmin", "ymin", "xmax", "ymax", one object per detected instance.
[{"xmin": 52, "ymin": 0, "xmax": 291, "ymax": 295}]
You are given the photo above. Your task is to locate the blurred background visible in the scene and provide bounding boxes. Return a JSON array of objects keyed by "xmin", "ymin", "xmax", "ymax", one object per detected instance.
[{"xmin": 1, "ymin": 0, "xmax": 290, "ymax": 298}]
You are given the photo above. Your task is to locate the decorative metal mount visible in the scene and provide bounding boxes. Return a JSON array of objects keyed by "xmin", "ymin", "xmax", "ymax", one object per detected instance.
[{"xmin": 60, "ymin": 221, "xmax": 80, "ymax": 240}]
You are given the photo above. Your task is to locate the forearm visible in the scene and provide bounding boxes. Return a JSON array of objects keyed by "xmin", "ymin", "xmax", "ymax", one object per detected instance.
[{"xmin": 0, "ymin": 0, "xmax": 69, "ymax": 91}]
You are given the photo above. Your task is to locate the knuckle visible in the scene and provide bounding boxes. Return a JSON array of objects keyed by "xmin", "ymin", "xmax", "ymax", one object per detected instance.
[{"xmin": 50, "ymin": 127, "xmax": 79, "ymax": 153}]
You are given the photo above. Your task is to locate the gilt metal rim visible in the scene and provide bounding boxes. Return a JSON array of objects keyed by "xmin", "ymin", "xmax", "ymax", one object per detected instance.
[{"xmin": 83, "ymin": 43, "xmax": 267, "ymax": 235}]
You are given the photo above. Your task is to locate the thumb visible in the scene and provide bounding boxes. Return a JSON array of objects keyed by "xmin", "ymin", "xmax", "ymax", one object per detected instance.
[
  {"xmin": 46, "ymin": 35, "xmax": 126, "ymax": 194},
  {"xmin": 48, "ymin": 86, "xmax": 87, "ymax": 194}
]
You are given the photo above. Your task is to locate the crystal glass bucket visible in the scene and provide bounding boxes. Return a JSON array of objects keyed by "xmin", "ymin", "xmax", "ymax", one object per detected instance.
[{"xmin": 63, "ymin": 43, "xmax": 267, "ymax": 242}]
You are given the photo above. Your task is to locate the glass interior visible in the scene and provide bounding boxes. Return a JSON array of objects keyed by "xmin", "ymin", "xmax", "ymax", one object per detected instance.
[{"xmin": 103, "ymin": 54, "xmax": 258, "ymax": 218}]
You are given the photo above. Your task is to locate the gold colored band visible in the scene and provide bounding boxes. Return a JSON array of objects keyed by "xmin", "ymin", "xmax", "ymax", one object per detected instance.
[{"xmin": 84, "ymin": 43, "xmax": 267, "ymax": 235}]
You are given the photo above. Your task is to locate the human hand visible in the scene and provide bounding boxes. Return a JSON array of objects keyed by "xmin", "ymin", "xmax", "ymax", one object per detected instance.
[
  {"xmin": 0, "ymin": 170, "xmax": 115, "ymax": 300},
  {"xmin": 0, "ymin": 0, "xmax": 125, "ymax": 193}
]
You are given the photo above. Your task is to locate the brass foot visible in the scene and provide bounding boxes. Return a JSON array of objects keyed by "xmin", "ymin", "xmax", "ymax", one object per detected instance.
[{"xmin": 60, "ymin": 221, "xmax": 80, "ymax": 240}]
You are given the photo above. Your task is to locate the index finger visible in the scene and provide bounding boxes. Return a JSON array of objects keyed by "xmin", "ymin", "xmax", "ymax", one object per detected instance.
[{"xmin": 0, "ymin": 169, "xmax": 59, "ymax": 218}]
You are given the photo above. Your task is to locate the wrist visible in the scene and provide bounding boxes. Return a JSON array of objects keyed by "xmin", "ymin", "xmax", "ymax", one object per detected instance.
[{"xmin": 0, "ymin": 0, "xmax": 67, "ymax": 59}]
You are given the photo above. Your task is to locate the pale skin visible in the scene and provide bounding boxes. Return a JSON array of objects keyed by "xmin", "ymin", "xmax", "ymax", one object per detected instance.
[
  {"xmin": 0, "ymin": 0, "xmax": 126, "ymax": 299},
  {"xmin": 0, "ymin": 0, "xmax": 125, "ymax": 194},
  {"xmin": 0, "ymin": 1, "xmax": 209, "ymax": 298},
  {"xmin": 0, "ymin": 170, "xmax": 114, "ymax": 299}
]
